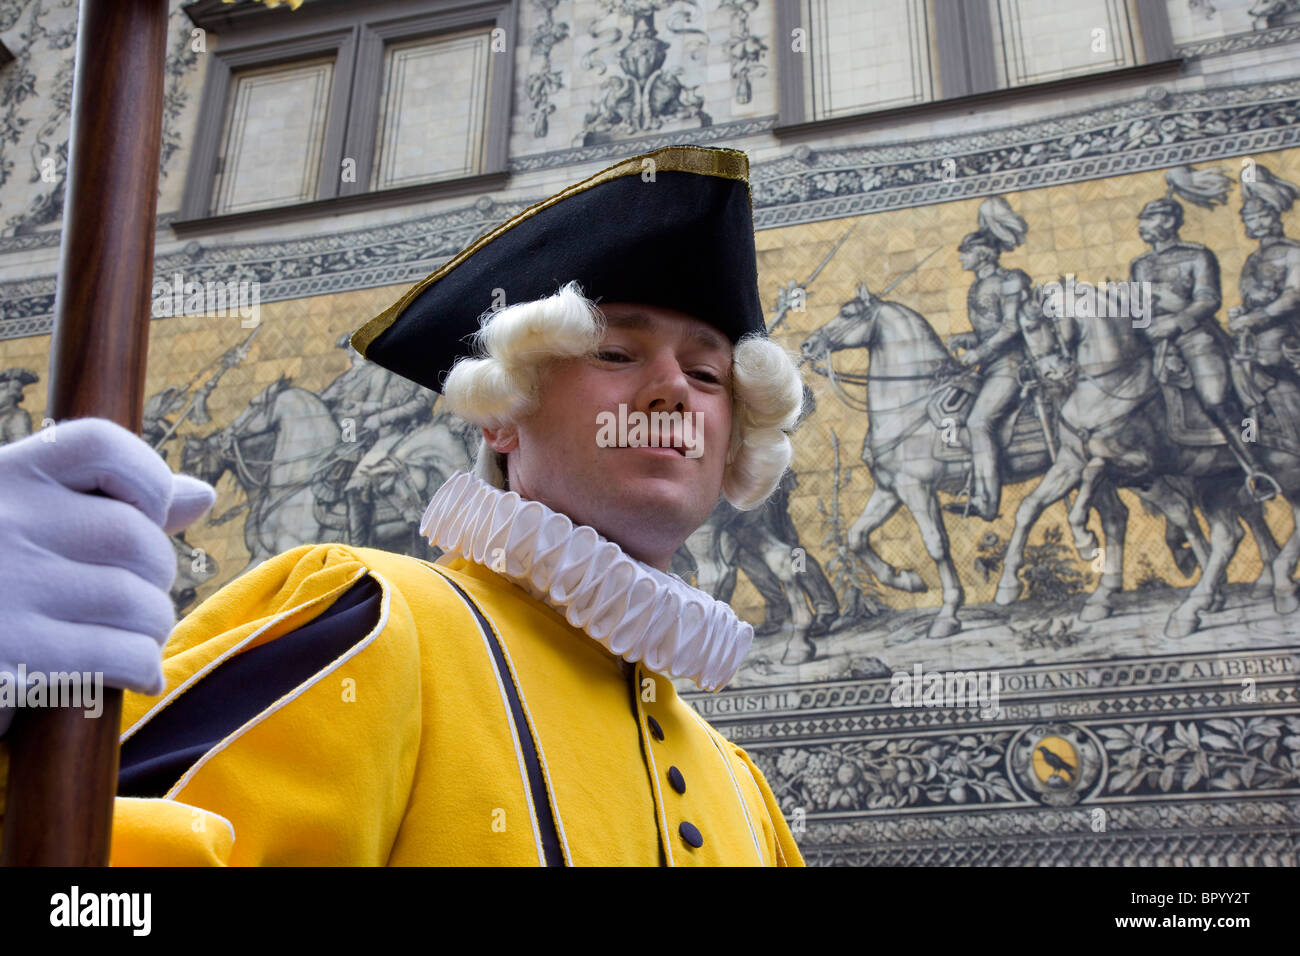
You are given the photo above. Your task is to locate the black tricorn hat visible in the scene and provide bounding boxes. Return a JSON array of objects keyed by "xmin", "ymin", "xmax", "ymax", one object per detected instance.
[{"xmin": 351, "ymin": 144, "xmax": 763, "ymax": 394}]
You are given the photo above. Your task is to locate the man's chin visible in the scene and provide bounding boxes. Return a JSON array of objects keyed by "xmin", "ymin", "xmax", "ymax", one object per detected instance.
[
  {"xmin": 584, "ymin": 496, "xmax": 710, "ymax": 569},
  {"xmin": 603, "ymin": 461, "xmax": 713, "ymax": 510},
  {"xmin": 612, "ymin": 468, "xmax": 702, "ymax": 504}
]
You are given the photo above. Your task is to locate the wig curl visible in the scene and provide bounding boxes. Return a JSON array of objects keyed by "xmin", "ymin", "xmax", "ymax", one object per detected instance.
[{"xmin": 441, "ymin": 280, "xmax": 804, "ymax": 511}]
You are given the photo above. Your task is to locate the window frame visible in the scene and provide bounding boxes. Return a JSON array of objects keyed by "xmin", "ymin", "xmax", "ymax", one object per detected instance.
[
  {"xmin": 177, "ymin": 0, "xmax": 516, "ymax": 233},
  {"xmin": 775, "ymin": 0, "xmax": 1179, "ymax": 136},
  {"xmin": 347, "ymin": 8, "xmax": 510, "ymax": 196}
]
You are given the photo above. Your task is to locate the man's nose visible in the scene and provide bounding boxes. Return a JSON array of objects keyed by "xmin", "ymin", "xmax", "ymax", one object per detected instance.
[{"xmin": 636, "ymin": 350, "xmax": 690, "ymax": 412}]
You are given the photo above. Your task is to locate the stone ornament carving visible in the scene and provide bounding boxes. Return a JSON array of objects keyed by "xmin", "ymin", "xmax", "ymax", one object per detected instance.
[
  {"xmin": 719, "ymin": 0, "xmax": 767, "ymax": 105},
  {"xmin": 525, "ymin": 0, "xmax": 569, "ymax": 139},
  {"xmin": 578, "ymin": 0, "xmax": 711, "ymax": 145}
]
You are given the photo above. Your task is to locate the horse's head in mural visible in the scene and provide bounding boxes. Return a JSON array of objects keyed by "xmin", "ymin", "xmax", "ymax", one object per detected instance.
[
  {"xmin": 180, "ymin": 374, "xmax": 292, "ymax": 487},
  {"xmin": 1249, "ymin": 0, "xmax": 1300, "ymax": 29},
  {"xmin": 229, "ymin": 373, "xmax": 294, "ymax": 443},
  {"xmin": 799, "ymin": 283, "xmax": 882, "ymax": 366}
]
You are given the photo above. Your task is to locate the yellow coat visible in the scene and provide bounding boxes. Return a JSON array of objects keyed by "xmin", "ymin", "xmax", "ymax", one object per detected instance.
[{"xmin": 2, "ymin": 543, "xmax": 803, "ymax": 866}]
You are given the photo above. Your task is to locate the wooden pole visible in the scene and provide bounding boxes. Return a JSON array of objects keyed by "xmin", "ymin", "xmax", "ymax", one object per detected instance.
[{"xmin": 1, "ymin": 0, "xmax": 170, "ymax": 866}]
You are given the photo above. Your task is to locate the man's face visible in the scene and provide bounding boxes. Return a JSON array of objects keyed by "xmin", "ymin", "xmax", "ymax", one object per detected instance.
[
  {"xmin": 1137, "ymin": 212, "xmax": 1174, "ymax": 244},
  {"xmin": 1242, "ymin": 208, "xmax": 1277, "ymax": 239},
  {"xmin": 485, "ymin": 301, "xmax": 733, "ymax": 571}
]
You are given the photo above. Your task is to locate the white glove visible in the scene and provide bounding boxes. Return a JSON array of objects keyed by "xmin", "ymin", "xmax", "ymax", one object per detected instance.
[{"xmin": 0, "ymin": 418, "xmax": 216, "ymax": 739}]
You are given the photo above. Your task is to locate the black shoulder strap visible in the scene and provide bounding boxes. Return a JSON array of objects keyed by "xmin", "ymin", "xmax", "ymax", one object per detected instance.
[
  {"xmin": 425, "ymin": 565, "xmax": 568, "ymax": 867},
  {"xmin": 118, "ymin": 575, "xmax": 383, "ymax": 798}
]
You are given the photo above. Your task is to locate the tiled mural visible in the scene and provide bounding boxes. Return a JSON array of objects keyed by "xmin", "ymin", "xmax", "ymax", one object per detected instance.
[{"xmin": 695, "ymin": 152, "xmax": 1300, "ymax": 866}]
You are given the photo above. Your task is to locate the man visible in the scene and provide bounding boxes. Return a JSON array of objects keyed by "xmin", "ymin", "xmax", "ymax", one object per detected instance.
[
  {"xmin": 945, "ymin": 197, "xmax": 1037, "ymax": 520},
  {"xmin": 318, "ymin": 332, "xmax": 434, "ymax": 548},
  {"xmin": 1130, "ymin": 195, "xmax": 1273, "ymax": 493},
  {"xmin": 1230, "ymin": 166, "xmax": 1300, "ymax": 387},
  {"xmin": 0, "ymin": 368, "xmax": 37, "ymax": 445},
  {"xmin": 0, "ymin": 144, "xmax": 806, "ymax": 866}
]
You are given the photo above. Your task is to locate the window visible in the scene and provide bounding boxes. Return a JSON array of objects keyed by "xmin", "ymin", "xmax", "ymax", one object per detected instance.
[
  {"xmin": 989, "ymin": 0, "xmax": 1138, "ymax": 88},
  {"xmin": 179, "ymin": 0, "xmax": 516, "ymax": 228},
  {"xmin": 802, "ymin": 0, "xmax": 935, "ymax": 118},
  {"xmin": 776, "ymin": 0, "xmax": 1176, "ymax": 129},
  {"xmin": 370, "ymin": 31, "xmax": 493, "ymax": 190},
  {"xmin": 211, "ymin": 57, "xmax": 337, "ymax": 215}
]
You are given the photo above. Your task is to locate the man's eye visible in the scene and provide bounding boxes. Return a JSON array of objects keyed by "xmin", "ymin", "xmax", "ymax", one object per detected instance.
[
  {"xmin": 691, "ymin": 370, "xmax": 722, "ymax": 384},
  {"xmin": 597, "ymin": 350, "xmax": 629, "ymax": 362}
]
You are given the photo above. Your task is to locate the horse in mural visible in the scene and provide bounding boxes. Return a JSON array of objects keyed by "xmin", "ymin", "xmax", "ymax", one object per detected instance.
[
  {"xmin": 168, "ymin": 531, "xmax": 218, "ymax": 615},
  {"xmin": 996, "ymin": 304, "xmax": 1300, "ymax": 637},
  {"xmin": 181, "ymin": 376, "xmax": 474, "ymax": 575},
  {"xmin": 675, "ymin": 386, "xmax": 840, "ymax": 665},
  {"xmin": 799, "ymin": 284, "xmax": 1058, "ymax": 638},
  {"xmin": 182, "ymin": 377, "xmax": 341, "ymax": 575},
  {"xmin": 797, "ymin": 283, "xmax": 1278, "ymax": 639},
  {"xmin": 351, "ymin": 411, "xmax": 477, "ymax": 546},
  {"xmin": 678, "ymin": 497, "xmax": 819, "ymax": 664}
]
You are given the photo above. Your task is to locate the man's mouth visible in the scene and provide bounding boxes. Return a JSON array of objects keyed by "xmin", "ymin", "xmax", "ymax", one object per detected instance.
[
  {"xmin": 637, "ymin": 431, "xmax": 687, "ymax": 455},
  {"xmin": 594, "ymin": 405, "xmax": 703, "ymax": 458},
  {"xmin": 631, "ymin": 444, "xmax": 686, "ymax": 457}
]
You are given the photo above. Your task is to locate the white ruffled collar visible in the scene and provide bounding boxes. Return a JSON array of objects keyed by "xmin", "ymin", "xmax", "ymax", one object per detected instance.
[{"xmin": 418, "ymin": 471, "xmax": 753, "ymax": 691}]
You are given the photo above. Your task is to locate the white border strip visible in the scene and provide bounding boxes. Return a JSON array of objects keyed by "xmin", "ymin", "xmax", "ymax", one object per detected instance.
[{"xmin": 685, "ymin": 706, "xmax": 766, "ymax": 866}]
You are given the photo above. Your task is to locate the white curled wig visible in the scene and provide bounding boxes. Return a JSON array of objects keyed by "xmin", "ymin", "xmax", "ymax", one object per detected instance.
[{"xmin": 441, "ymin": 280, "xmax": 804, "ymax": 510}]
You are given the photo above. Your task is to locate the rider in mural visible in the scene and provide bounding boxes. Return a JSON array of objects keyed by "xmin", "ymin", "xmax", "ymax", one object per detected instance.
[
  {"xmin": 946, "ymin": 197, "xmax": 1055, "ymax": 521},
  {"xmin": 144, "ymin": 334, "xmax": 254, "ymax": 461},
  {"xmin": 318, "ymin": 332, "xmax": 434, "ymax": 547},
  {"xmin": 0, "ymin": 368, "xmax": 37, "ymax": 445},
  {"xmin": 1229, "ymin": 163, "xmax": 1300, "ymax": 418},
  {"xmin": 1130, "ymin": 168, "xmax": 1276, "ymax": 496}
]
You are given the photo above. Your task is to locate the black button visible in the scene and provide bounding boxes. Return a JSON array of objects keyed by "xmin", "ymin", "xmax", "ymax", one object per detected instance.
[
  {"xmin": 679, "ymin": 821, "xmax": 703, "ymax": 848},
  {"xmin": 668, "ymin": 766, "xmax": 685, "ymax": 794},
  {"xmin": 647, "ymin": 715, "xmax": 664, "ymax": 741}
]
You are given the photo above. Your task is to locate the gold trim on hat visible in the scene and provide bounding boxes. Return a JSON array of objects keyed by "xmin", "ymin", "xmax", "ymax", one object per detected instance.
[{"xmin": 350, "ymin": 145, "xmax": 751, "ymax": 358}]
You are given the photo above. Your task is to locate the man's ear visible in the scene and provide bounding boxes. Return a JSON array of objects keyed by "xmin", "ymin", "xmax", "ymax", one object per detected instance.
[{"xmin": 483, "ymin": 424, "xmax": 519, "ymax": 454}]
